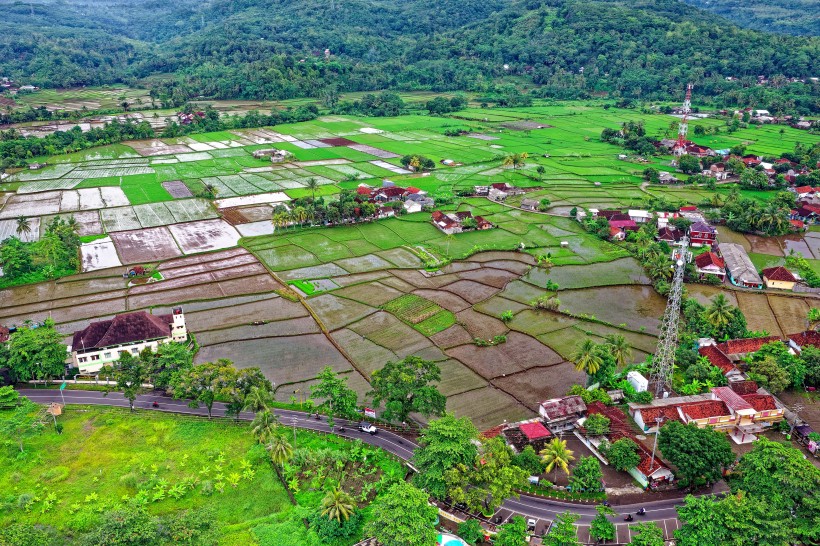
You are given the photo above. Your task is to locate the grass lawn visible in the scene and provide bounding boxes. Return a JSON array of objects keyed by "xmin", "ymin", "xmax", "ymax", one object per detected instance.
[{"xmin": 0, "ymin": 405, "xmax": 404, "ymax": 546}]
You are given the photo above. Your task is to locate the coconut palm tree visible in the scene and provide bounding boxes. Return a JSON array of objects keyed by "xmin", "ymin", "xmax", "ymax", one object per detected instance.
[
  {"xmin": 647, "ymin": 254, "xmax": 673, "ymax": 281},
  {"xmin": 245, "ymin": 385, "xmax": 274, "ymax": 413},
  {"xmin": 251, "ymin": 410, "xmax": 279, "ymax": 444},
  {"xmin": 571, "ymin": 339, "xmax": 603, "ymax": 375},
  {"xmin": 15, "ymin": 216, "xmax": 31, "ymax": 239},
  {"xmin": 540, "ymin": 438, "xmax": 575, "ymax": 483},
  {"xmin": 321, "ymin": 486, "xmax": 356, "ymax": 522},
  {"xmin": 604, "ymin": 334, "xmax": 632, "ymax": 368},
  {"xmin": 705, "ymin": 294, "xmax": 734, "ymax": 330},
  {"xmin": 267, "ymin": 433, "xmax": 295, "ymax": 504},
  {"xmin": 306, "ymin": 177, "xmax": 319, "ymax": 202},
  {"xmin": 292, "ymin": 206, "xmax": 308, "ymax": 228}
]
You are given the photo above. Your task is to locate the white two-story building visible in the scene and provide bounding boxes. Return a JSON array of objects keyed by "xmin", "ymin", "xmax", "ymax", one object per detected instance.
[{"xmin": 71, "ymin": 308, "xmax": 188, "ymax": 374}]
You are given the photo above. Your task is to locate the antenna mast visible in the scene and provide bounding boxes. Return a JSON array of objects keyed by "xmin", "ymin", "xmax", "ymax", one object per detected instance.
[
  {"xmin": 673, "ymin": 84, "xmax": 693, "ymax": 156},
  {"xmin": 649, "ymin": 237, "xmax": 691, "ymax": 397}
]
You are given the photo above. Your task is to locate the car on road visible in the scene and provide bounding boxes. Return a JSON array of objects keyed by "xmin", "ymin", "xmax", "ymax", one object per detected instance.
[{"xmin": 358, "ymin": 421, "xmax": 378, "ymax": 435}]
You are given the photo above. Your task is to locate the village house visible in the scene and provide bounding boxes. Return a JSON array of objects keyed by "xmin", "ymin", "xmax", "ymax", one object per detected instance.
[
  {"xmin": 628, "ymin": 209, "xmax": 652, "ymax": 223},
  {"xmin": 520, "ymin": 198, "xmax": 539, "ymax": 212},
  {"xmin": 657, "ymin": 171, "xmax": 679, "ymax": 184},
  {"xmin": 585, "ymin": 402, "xmax": 674, "ymax": 488},
  {"xmin": 430, "ymin": 210, "xmax": 492, "ymax": 235},
  {"xmin": 403, "ymin": 193, "xmax": 435, "ymax": 213},
  {"xmin": 539, "ymin": 395, "xmax": 587, "ymax": 432},
  {"xmin": 702, "ymin": 163, "xmax": 729, "ymax": 180},
  {"xmin": 491, "ymin": 182, "xmax": 524, "ymax": 196},
  {"xmin": 608, "ymin": 219, "xmax": 638, "ymax": 241},
  {"xmin": 377, "ymin": 206, "xmax": 395, "ymax": 219},
  {"xmin": 473, "ymin": 185, "xmax": 489, "ymax": 196},
  {"xmin": 761, "ymin": 266, "xmax": 798, "ymax": 290},
  {"xmin": 714, "ymin": 335, "xmax": 784, "ymax": 362},
  {"xmin": 679, "ymin": 206, "xmax": 707, "ymax": 224},
  {"xmin": 482, "ymin": 418, "xmax": 553, "ymax": 455},
  {"xmin": 694, "ymin": 251, "xmax": 726, "ymax": 280},
  {"xmin": 655, "ymin": 211, "xmax": 679, "ymax": 228},
  {"xmin": 629, "ymin": 386, "xmax": 783, "ymax": 444},
  {"xmin": 656, "ymin": 226, "xmax": 683, "ymax": 246},
  {"xmin": 70, "ymin": 308, "xmax": 188, "ymax": 374},
  {"xmin": 786, "ymin": 330, "xmax": 820, "ymax": 354},
  {"xmin": 717, "ymin": 243, "xmax": 763, "ymax": 289},
  {"xmin": 698, "ymin": 344, "xmax": 737, "ymax": 376},
  {"xmin": 488, "ymin": 187, "xmax": 507, "ymax": 201},
  {"xmin": 688, "ymin": 221, "xmax": 717, "ymax": 247}
]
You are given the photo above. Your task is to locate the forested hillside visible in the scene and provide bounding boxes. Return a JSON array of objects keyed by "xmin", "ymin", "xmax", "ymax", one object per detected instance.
[
  {"xmin": 1, "ymin": 0, "xmax": 819, "ymax": 110},
  {"xmin": 680, "ymin": 0, "xmax": 819, "ymax": 37}
]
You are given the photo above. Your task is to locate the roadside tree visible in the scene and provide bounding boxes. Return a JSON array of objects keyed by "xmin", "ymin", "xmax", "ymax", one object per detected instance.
[
  {"xmin": 413, "ymin": 413, "xmax": 478, "ymax": 499},
  {"xmin": 657, "ymin": 421, "xmax": 734, "ymax": 487},
  {"xmin": 629, "ymin": 522, "xmax": 664, "ymax": 546},
  {"xmin": 494, "ymin": 515, "xmax": 528, "ymax": 546},
  {"xmin": 311, "ymin": 366, "xmax": 359, "ymax": 419},
  {"xmin": 589, "ymin": 505, "xmax": 616, "ymax": 542},
  {"xmin": 543, "ymin": 512, "xmax": 580, "ymax": 546},
  {"xmin": 568, "ymin": 456, "xmax": 603, "ymax": 492},
  {"xmin": 603, "ymin": 438, "xmax": 640, "ymax": 471},
  {"xmin": 6, "ymin": 319, "xmax": 67, "ymax": 383},
  {"xmin": 364, "ymin": 482, "xmax": 438, "ymax": 546},
  {"xmin": 172, "ymin": 359, "xmax": 237, "ymax": 418},
  {"xmin": 369, "ymin": 356, "xmax": 445, "ymax": 424},
  {"xmin": 0, "ymin": 397, "xmax": 45, "ymax": 452}
]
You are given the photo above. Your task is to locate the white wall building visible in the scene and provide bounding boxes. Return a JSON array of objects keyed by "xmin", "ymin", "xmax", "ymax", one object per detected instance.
[{"xmin": 71, "ymin": 308, "xmax": 188, "ymax": 374}]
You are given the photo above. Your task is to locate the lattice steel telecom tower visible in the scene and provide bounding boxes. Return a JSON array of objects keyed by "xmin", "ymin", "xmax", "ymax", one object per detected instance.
[
  {"xmin": 673, "ymin": 84, "xmax": 693, "ymax": 156},
  {"xmin": 649, "ymin": 237, "xmax": 691, "ymax": 397}
]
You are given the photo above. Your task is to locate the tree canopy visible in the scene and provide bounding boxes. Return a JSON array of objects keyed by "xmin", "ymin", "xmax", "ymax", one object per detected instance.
[{"xmin": 369, "ymin": 356, "xmax": 446, "ymax": 424}]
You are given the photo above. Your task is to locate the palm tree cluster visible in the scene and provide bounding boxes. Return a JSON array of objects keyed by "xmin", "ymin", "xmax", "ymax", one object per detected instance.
[
  {"xmin": 571, "ymin": 334, "xmax": 632, "ymax": 376},
  {"xmin": 502, "ymin": 152, "xmax": 528, "ymax": 170}
]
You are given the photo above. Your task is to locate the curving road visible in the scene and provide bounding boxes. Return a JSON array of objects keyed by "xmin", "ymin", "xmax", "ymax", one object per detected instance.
[{"xmin": 18, "ymin": 389, "xmax": 684, "ymax": 534}]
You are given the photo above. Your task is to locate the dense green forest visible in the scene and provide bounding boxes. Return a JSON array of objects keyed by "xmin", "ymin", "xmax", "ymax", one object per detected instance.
[
  {"xmin": 680, "ymin": 0, "xmax": 819, "ymax": 37},
  {"xmin": 1, "ymin": 0, "xmax": 819, "ymax": 110}
]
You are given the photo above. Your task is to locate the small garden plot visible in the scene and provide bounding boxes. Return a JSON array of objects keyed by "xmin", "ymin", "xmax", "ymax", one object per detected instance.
[
  {"xmin": 13, "ymin": 163, "xmax": 76, "ymax": 182},
  {"xmin": 163, "ymin": 198, "xmax": 217, "ymax": 224},
  {"xmin": 473, "ymin": 295, "xmax": 530, "ymax": 318},
  {"xmin": 18, "ymin": 178, "xmax": 80, "ymax": 193},
  {"xmin": 377, "ymin": 247, "xmax": 423, "ymax": 268},
  {"xmin": 161, "ymin": 180, "xmax": 193, "ymax": 198},
  {"xmin": 492, "ymin": 363, "xmax": 583, "ymax": 412},
  {"xmin": 100, "ymin": 206, "xmax": 141, "ymax": 232},
  {"xmin": 218, "ymin": 174, "xmax": 262, "ymax": 195},
  {"xmin": 0, "ymin": 191, "xmax": 60, "ymax": 219},
  {"xmin": 434, "ymin": 359, "xmax": 488, "ymax": 397},
  {"xmin": 214, "ymin": 192, "xmax": 289, "ymax": 208},
  {"xmin": 111, "ymin": 226, "xmax": 182, "ymax": 264},
  {"xmin": 736, "ymin": 292, "xmax": 784, "ymax": 337},
  {"xmin": 332, "ymin": 329, "xmax": 400, "ymax": 376},
  {"xmin": 558, "ymin": 285, "xmax": 667, "ymax": 335},
  {"xmin": 369, "ymin": 160, "xmax": 411, "ymax": 174},
  {"xmin": 446, "ymin": 387, "xmax": 533, "ymax": 430},
  {"xmin": 237, "ymin": 221, "xmax": 274, "ymax": 237},
  {"xmin": 348, "ymin": 311, "xmax": 432, "ymax": 356},
  {"xmin": 308, "ymin": 294, "xmax": 377, "ymax": 331},
  {"xmin": 134, "ymin": 202, "xmax": 177, "ymax": 228},
  {"xmin": 39, "ymin": 211, "xmax": 102, "ymax": 237},
  {"xmin": 288, "ymin": 278, "xmax": 339, "ymax": 296},
  {"xmin": 0, "ymin": 218, "xmax": 40, "ymax": 242},
  {"xmin": 169, "ymin": 219, "xmax": 241, "ymax": 254},
  {"xmin": 334, "ymin": 281, "xmax": 404, "ymax": 307},
  {"xmin": 196, "ymin": 317, "xmax": 321, "ymax": 345},
  {"xmin": 196, "ymin": 335, "xmax": 352, "ymax": 385},
  {"xmin": 79, "ymin": 236, "xmax": 123, "ymax": 272},
  {"xmin": 185, "ymin": 298, "xmax": 309, "ymax": 330},
  {"xmin": 430, "ymin": 324, "xmax": 474, "ymax": 349},
  {"xmin": 383, "ymin": 294, "xmax": 444, "ymax": 324},
  {"xmin": 334, "ymin": 253, "xmax": 393, "ymax": 274},
  {"xmin": 347, "ymin": 143, "xmax": 399, "ymax": 158}
]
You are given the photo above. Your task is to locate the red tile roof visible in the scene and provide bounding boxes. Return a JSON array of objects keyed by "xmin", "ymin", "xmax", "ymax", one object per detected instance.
[
  {"xmin": 712, "ymin": 386, "xmax": 754, "ymax": 412},
  {"xmin": 796, "ymin": 185, "xmax": 813, "ymax": 194},
  {"xmin": 741, "ymin": 394, "xmax": 777, "ymax": 412},
  {"xmin": 609, "ymin": 219, "xmax": 638, "ymax": 230},
  {"xmin": 680, "ymin": 206, "xmax": 698, "ymax": 212},
  {"xmin": 791, "ymin": 219, "xmax": 806, "ymax": 230},
  {"xmin": 657, "ymin": 226, "xmax": 682, "ymax": 241},
  {"xmin": 695, "ymin": 252, "xmax": 725, "ymax": 270},
  {"xmin": 698, "ymin": 345, "xmax": 735, "ymax": 374},
  {"xmin": 729, "ymin": 380, "xmax": 759, "ymax": 395},
  {"xmin": 788, "ymin": 330, "xmax": 820, "ymax": 350},
  {"xmin": 762, "ymin": 266, "xmax": 797, "ymax": 283},
  {"xmin": 715, "ymin": 336, "xmax": 782, "ymax": 356},
  {"xmin": 638, "ymin": 405, "xmax": 684, "ymax": 425},
  {"xmin": 481, "ymin": 424, "xmax": 505, "ymax": 439},
  {"xmin": 519, "ymin": 421, "xmax": 551, "ymax": 440},
  {"xmin": 73, "ymin": 311, "xmax": 173, "ymax": 350},
  {"xmin": 540, "ymin": 396, "xmax": 586, "ymax": 421},
  {"xmin": 405, "ymin": 187, "xmax": 421, "ymax": 194},
  {"xmin": 679, "ymin": 400, "xmax": 729, "ymax": 420},
  {"xmin": 356, "ymin": 186, "xmax": 373, "ymax": 195}
]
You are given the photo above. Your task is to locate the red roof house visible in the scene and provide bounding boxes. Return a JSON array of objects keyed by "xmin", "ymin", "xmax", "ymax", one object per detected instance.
[
  {"xmin": 715, "ymin": 336, "xmax": 783, "ymax": 360},
  {"xmin": 694, "ymin": 252, "xmax": 726, "ymax": 279},
  {"xmin": 741, "ymin": 394, "xmax": 777, "ymax": 412},
  {"xmin": 728, "ymin": 380, "xmax": 759, "ymax": 395},
  {"xmin": 698, "ymin": 345, "xmax": 735, "ymax": 374},
  {"xmin": 787, "ymin": 330, "xmax": 820, "ymax": 351},
  {"xmin": 519, "ymin": 422, "xmax": 551, "ymax": 441},
  {"xmin": 761, "ymin": 266, "xmax": 797, "ymax": 289}
]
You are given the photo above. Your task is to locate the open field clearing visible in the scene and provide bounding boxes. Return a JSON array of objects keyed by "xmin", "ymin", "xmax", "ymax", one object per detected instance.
[{"xmin": 79, "ymin": 236, "xmax": 122, "ymax": 271}]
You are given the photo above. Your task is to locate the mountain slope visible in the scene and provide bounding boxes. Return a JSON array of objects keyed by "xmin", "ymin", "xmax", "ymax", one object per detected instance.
[
  {"xmin": 680, "ymin": 0, "xmax": 819, "ymax": 36},
  {"xmin": 1, "ymin": 0, "xmax": 818, "ymax": 109}
]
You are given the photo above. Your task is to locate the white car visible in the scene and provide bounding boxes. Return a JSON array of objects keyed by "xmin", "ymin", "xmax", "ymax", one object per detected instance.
[
  {"xmin": 527, "ymin": 518, "xmax": 537, "ymax": 530},
  {"xmin": 358, "ymin": 421, "xmax": 378, "ymax": 435}
]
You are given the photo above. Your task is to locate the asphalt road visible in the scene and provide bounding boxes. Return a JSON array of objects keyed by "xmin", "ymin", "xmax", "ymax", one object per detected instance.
[{"xmin": 19, "ymin": 388, "xmax": 683, "ymax": 529}]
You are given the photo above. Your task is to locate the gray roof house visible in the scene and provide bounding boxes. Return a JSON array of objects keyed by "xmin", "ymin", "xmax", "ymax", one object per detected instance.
[{"xmin": 718, "ymin": 243, "xmax": 763, "ymax": 289}]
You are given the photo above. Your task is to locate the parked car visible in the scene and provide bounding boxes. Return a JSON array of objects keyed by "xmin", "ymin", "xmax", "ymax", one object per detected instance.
[
  {"xmin": 527, "ymin": 518, "xmax": 537, "ymax": 531},
  {"xmin": 358, "ymin": 421, "xmax": 378, "ymax": 435}
]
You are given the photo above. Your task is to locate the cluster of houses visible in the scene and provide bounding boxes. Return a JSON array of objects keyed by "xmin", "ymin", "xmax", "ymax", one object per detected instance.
[
  {"xmin": 0, "ymin": 78, "xmax": 37, "ymax": 92},
  {"xmin": 474, "ymin": 183, "xmax": 525, "ymax": 202},
  {"xmin": 252, "ymin": 148, "xmax": 292, "ymax": 163},
  {"xmin": 356, "ymin": 181, "xmax": 435, "ymax": 213},
  {"xmin": 431, "ymin": 210, "xmax": 493, "ymax": 235},
  {"xmin": 790, "ymin": 186, "xmax": 820, "ymax": 226},
  {"xmin": 176, "ymin": 111, "xmax": 206, "ymax": 125}
]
